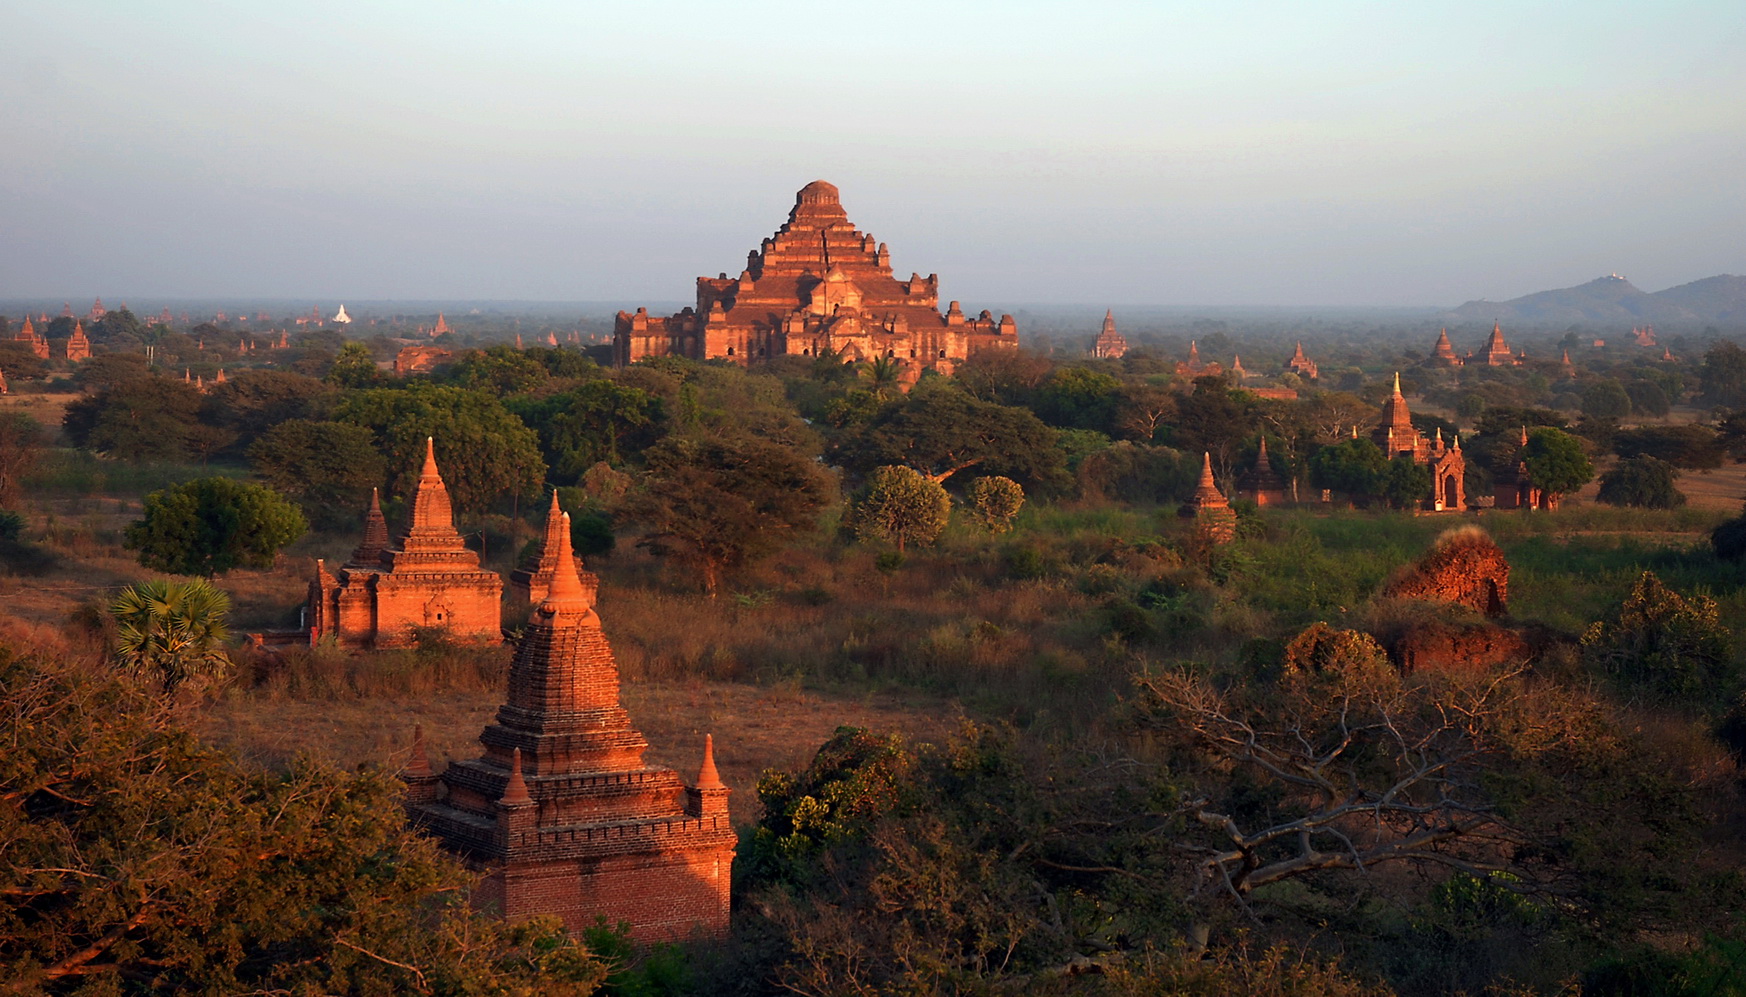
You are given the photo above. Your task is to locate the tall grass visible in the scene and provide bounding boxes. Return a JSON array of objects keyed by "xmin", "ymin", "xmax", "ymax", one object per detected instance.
[{"xmin": 26, "ymin": 449, "xmax": 248, "ymax": 496}]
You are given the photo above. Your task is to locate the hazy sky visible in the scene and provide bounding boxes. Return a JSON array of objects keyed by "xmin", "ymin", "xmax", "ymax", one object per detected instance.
[{"xmin": 4, "ymin": 0, "xmax": 1744, "ymax": 307}]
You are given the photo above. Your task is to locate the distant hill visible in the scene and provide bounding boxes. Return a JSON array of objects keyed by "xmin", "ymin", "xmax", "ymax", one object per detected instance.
[{"xmin": 1446, "ymin": 274, "xmax": 1746, "ymax": 327}]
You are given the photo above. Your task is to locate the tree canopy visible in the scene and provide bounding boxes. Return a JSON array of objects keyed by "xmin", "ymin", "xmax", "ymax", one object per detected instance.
[
  {"xmin": 827, "ymin": 383, "xmax": 1066, "ymax": 491},
  {"xmin": 333, "ymin": 384, "xmax": 545, "ymax": 513},
  {"xmin": 124, "ymin": 477, "xmax": 307, "ymax": 577}
]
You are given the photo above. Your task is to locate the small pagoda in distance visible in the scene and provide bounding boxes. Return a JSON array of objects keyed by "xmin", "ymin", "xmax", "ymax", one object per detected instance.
[{"xmin": 1091, "ymin": 310, "xmax": 1128, "ymax": 359}]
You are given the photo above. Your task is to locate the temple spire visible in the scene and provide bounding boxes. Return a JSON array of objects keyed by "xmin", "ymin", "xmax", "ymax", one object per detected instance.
[
  {"xmin": 695, "ymin": 734, "xmax": 725, "ymax": 791},
  {"xmin": 535, "ymin": 512, "xmax": 595, "ymax": 623},
  {"xmin": 348, "ymin": 487, "xmax": 390, "ymax": 567},
  {"xmin": 499, "ymin": 748, "xmax": 533, "ymax": 807}
]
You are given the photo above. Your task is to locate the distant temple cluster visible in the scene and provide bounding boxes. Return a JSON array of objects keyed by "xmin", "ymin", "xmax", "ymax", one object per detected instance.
[
  {"xmin": 1425, "ymin": 322, "xmax": 1525, "ymax": 367},
  {"xmin": 614, "ymin": 181, "xmax": 1018, "ymax": 375},
  {"xmin": 303, "ymin": 442, "xmax": 733, "ymax": 938}
]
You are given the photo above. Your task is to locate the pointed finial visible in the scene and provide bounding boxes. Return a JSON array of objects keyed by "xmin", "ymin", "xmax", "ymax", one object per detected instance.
[
  {"xmin": 536, "ymin": 512, "xmax": 592, "ymax": 618},
  {"xmin": 1392, "ymin": 371, "xmax": 1402, "ymax": 397},
  {"xmin": 370, "ymin": 486, "xmax": 381, "ymax": 513},
  {"xmin": 500, "ymin": 748, "xmax": 533, "ymax": 807},
  {"xmin": 696, "ymin": 734, "xmax": 725, "ymax": 790},
  {"xmin": 421, "ymin": 437, "xmax": 439, "ymax": 480},
  {"xmin": 1199, "ymin": 451, "xmax": 1215, "ymax": 484},
  {"xmin": 406, "ymin": 723, "xmax": 433, "ymax": 778}
]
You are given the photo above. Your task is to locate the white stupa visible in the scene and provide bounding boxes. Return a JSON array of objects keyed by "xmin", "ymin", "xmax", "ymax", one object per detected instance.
[{"xmin": 333, "ymin": 304, "xmax": 352, "ymax": 325}]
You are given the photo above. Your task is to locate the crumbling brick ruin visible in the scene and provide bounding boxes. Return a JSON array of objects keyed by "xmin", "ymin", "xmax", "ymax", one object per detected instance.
[
  {"xmin": 405, "ymin": 507, "xmax": 734, "ymax": 940},
  {"xmin": 1379, "ymin": 526, "xmax": 1509, "ymax": 617}
]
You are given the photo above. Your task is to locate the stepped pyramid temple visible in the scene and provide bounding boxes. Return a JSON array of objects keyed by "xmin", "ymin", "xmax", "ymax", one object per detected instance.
[
  {"xmin": 307, "ymin": 441, "xmax": 502, "ymax": 648},
  {"xmin": 1283, "ymin": 342, "xmax": 1319, "ymax": 379},
  {"xmin": 1175, "ymin": 341, "xmax": 1223, "ymax": 377},
  {"xmin": 1428, "ymin": 328, "xmax": 1462, "ymax": 367},
  {"xmin": 1374, "ymin": 374, "xmax": 1466, "ymax": 512},
  {"xmin": 405, "ymin": 508, "xmax": 735, "ymax": 939},
  {"xmin": 1091, "ymin": 310, "xmax": 1128, "ymax": 359},
  {"xmin": 66, "ymin": 321, "xmax": 90, "ymax": 362},
  {"xmin": 14, "ymin": 316, "xmax": 49, "ymax": 360},
  {"xmin": 614, "ymin": 181, "xmax": 1017, "ymax": 370},
  {"xmin": 1478, "ymin": 321, "xmax": 1521, "ymax": 366}
]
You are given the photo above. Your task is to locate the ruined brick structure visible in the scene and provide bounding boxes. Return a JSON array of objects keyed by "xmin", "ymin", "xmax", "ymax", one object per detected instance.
[
  {"xmin": 1174, "ymin": 341, "xmax": 1223, "ymax": 378},
  {"xmin": 1379, "ymin": 526, "xmax": 1509, "ymax": 617},
  {"xmin": 1238, "ymin": 437, "xmax": 1290, "ymax": 506},
  {"xmin": 65, "ymin": 321, "xmax": 90, "ymax": 362},
  {"xmin": 406, "ymin": 511, "xmax": 734, "ymax": 940},
  {"xmin": 614, "ymin": 180, "xmax": 1017, "ymax": 372},
  {"xmin": 1181, "ymin": 452, "xmax": 1237, "ymax": 545},
  {"xmin": 1091, "ymin": 310, "xmax": 1128, "ymax": 359},
  {"xmin": 395, "ymin": 345, "xmax": 453, "ymax": 375},
  {"xmin": 307, "ymin": 442, "xmax": 502, "ymax": 648},
  {"xmin": 1428, "ymin": 328, "xmax": 1462, "ymax": 367},
  {"xmin": 1283, "ymin": 341, "xmax": 1319, "ymax": 379},
  {"xmin": 1373, "ymin": 373, "xmax": 1466, "ymax": 512},
  {"xmin": 509, "ymin": 491, "xmax": 598, "ymax": 607}
]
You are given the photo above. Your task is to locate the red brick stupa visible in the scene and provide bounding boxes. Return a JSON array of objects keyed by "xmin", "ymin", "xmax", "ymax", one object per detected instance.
[
  {"xmin": 65, "ymin": 321, "xmax": 91, "ymax": 362},
  {"xmin": 1372, "ymin": 373, "xmax": 1466, "ymax": 512},
  {"xmin": 406, "ymin": 507, "xmax": 734, "ymax": 939},
  {"xmin": 1181, "ymin": 452, "xmax": 1238, "ymax": 545},
  {"xmin": 1284, "ymin": 341, "xmax": 1319, "ymax": 379},
  {"xmin": 1428, "ymin": 328, "xmax": 1462, "ymax": 367},
  {"xmin": 1480, "ymin": 321, "xmax": 1520, "ymax": 366},
  {"xmin": 510, "ymin": 490, "xmax": 599, "ymax": 608},
  {"xmin": 614, "ymin": 180, "xmax": 1016, "ymax": 371},
  {"xmin": 307, "ymin": 441, "xmax": 502, "ymax": 648}
]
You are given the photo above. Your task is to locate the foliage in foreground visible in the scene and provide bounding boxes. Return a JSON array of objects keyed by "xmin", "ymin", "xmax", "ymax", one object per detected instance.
[
  {"xmin": 0, "ymin": 646, "xmax": 605, "ymax": 995},
  {"xmin": 109, "ymin": 578, "xmax": 233, "ymax": 692}
]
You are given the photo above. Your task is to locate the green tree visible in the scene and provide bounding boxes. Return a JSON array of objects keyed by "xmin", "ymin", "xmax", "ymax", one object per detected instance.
[
  {"xmin": 1612, "ymin": 424, "xmax": 1726, "ymax": 469},
  {"xmin": 449, "ymin": 345, "xmax": 550, "ymax": 395},
  {"xmin": 0, "ymin": 647, "xmax": 606, "ymax": 994},
  {"xmin": 860, "ymin": 355, "xmax": 904, "ymax": 400},
  {"xmin": 333, "ymin": 384, "xmax": 545, "ymax": 512},
  {"xmin": 247, "ymin": 420, "xmax": 389, "ymax": 524},
  {"xmin": 1597, "ymin": 456, "xmax": 1686, "ymax": 509},
  {"xmin": 1582, "ymin": 571, "xmax": 1733, "ymax": 702},
  {"xmin": 1581, "ymin": 379, "xmax": 1633, "ymax": 420},
  {"xmin": 1699, "ymin": 340, "xmax": 1746, "ymax": 408},
  {"xmin": 0, "ymin": 342, "xmax": 47, "ymax": 382},
  {"xmin": 845, "ymin": 465, "xmax": 951, "ymax": 553},
  {"xmin": 125, "ymin": 477, "xmax": 307, "ymax": 578},
  {"xmin": 108, "ymin": 578, "xmax": 233, "ymax": 691},
  {"xmin": 635, "ymin": 433, "xmax": 834, "ymax": 596},
  {"xmin": 0, "ymin": 411, "xmax": 44, "ymax": 507},
  {"xmin": 520, "ymin": 380, "xmax": 661, "ymax": 481},
  {"xmin": 965, "ymin": 475, "xmax": 1025, "ymax": 533},
  {"xmin": 326, "ymin": 341, "xmax": 383, "ymax": 388},
  {"xmin": 1712, "ymin": 506, "xmax": 1746, "ymax": 562},
  {"xmin": 63, "ymin": 375, "xmax": 205, "ymax": 463},
  {"xmin": 1625, "ymin": 379, "xmax": 1671, "ymax": 417},
  {"xmin": 1381, "ymin": 453, "xmax": 1434, "ymax": 510},
  {"xmin": 1032, "ymin": 365, "xmax": 1123, "ymax": 432},
  {"xmin": 827, "ymin": 383, "xmax": 1066, "ymax": 491},
  {"xmin": 202, "ymin": 370, "xmax": 334, "ymax": 450},
  {"xmin": 1309, "ymin": 437, "xmax": 1387, "ymax": 502},
  {"xmin": 1523, "ymin": 427, "xmax": 1594, "ymax": 507}
]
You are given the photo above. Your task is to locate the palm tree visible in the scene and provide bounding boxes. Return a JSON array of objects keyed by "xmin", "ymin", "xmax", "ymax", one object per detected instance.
[
  {"xmin": 110, "ymin": 579, "xmax": 233, "ymax": 692},
  {"xmin": 861, "ymin": 355, "xmax": 903, "ymax": 400}
]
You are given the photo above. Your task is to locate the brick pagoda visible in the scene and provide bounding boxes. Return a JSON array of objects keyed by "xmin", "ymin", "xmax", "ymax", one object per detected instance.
[
  {"xmin": 509, "ymin": 491, "xmax": 598, "ymax": 607},
  {"xmin": 1181, "ymin": 452, "xmax": 1238, "ymax": 546},
  {"xmin": 1091, "ymin": 310, "xmax": 1128, "ymax": 359},
  {"xmin": 405, "ymin": 509, "xmax": 735, "ymax": 939},
  {"xmin": 13, "ymin": 316, "xmax": 49, "ymax": 360},
  {"xmin": 1428, "ymin": 328, "xmax": 1462, "ymax": 367},
  {"xmin": 1175, "ymin": 341, "xmax": 1223, "ymax": 378},
  {"xmin": 66, "ymin": 321, "xmax": 91, "ymax": 362},
  {"xmin": 1284, "ymin": 341, "xmax": 1319, "ymax": 379},
  {"xmin": 1479, "ymin": 321, "xmax": 1521, "ymax": 366},
  {"xmin": 614, "ymin": 180, "xmax": 1017, "ymax": 372},
  {"xmin": 1239, "ymin": 437, "xmax": 1290, "ymax": 506},
  {"xmin": 1373, "ymin": 373, "xmax": 1466, "ymax": 512},
  {"xmin": 307, "ymin": 441, "xmax": 502, "ymax": 648}
]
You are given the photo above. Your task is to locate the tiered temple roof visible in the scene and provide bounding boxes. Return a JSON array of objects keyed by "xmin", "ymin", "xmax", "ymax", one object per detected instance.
[
  {"xmin": 615, "ymin": 181, "xmax": 1016, "ymax": 371},
  {"xmin": 406, "ymin": 504, "xmax": 734, "ymax": 939},
  {"xmin": 66, "ymin": 321, "xmax": 90, "ymax": 362},
  {"xmin": 307, "ymin": 439, "xmax": 501, "ymax": 648},
  {"xmin": 1429, "ymin": 328, "xmax": 1462, "ymax": 367},
  {"xmin": 1284, "ymin": 341, "xmax": 1319, "ymax": 379},
  {"xmin": 1480, "ymin": 321, "xmax": 1520, "ymax": 366},
  {"xmin": 1182, "ymin": 452, "xmax": 1238, "ymax": 545},
  {"xmin": 1239, "ymin": 437, "xmax": 1289, "ymax": 506},
  {"xmin": 1091, "ymin": 310, "xmax": 1128, "ymax": 359},
  {"xmin": 510, "ymin": 491, "xmax": 600, "ymax": 610},
  {"xmin": 1370, "ymin": 374, "xmax": 1466, "ymax": 512}
]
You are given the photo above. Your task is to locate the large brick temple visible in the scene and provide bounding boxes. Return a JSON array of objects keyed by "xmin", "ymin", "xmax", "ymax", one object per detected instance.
[
  {"xmin": 1373, "ymin": 374, "xmax": 1466, "ymax": 512},
  {"xmin": 307, "ymin": 439, "xmax": 502, "ymax": 648},
  {"xmin": 613, "ymin": 180, "xmax": 1018, "ymax": 372},
  {"xmin": 404, "ymin": 507, "xmax": 735, "ymax": 940}
]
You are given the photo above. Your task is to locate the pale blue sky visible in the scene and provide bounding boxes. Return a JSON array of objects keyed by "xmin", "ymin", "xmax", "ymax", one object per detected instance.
[{"xmin": 3, "ymin": 0, "xmax": 1743, "ymax": 306}]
